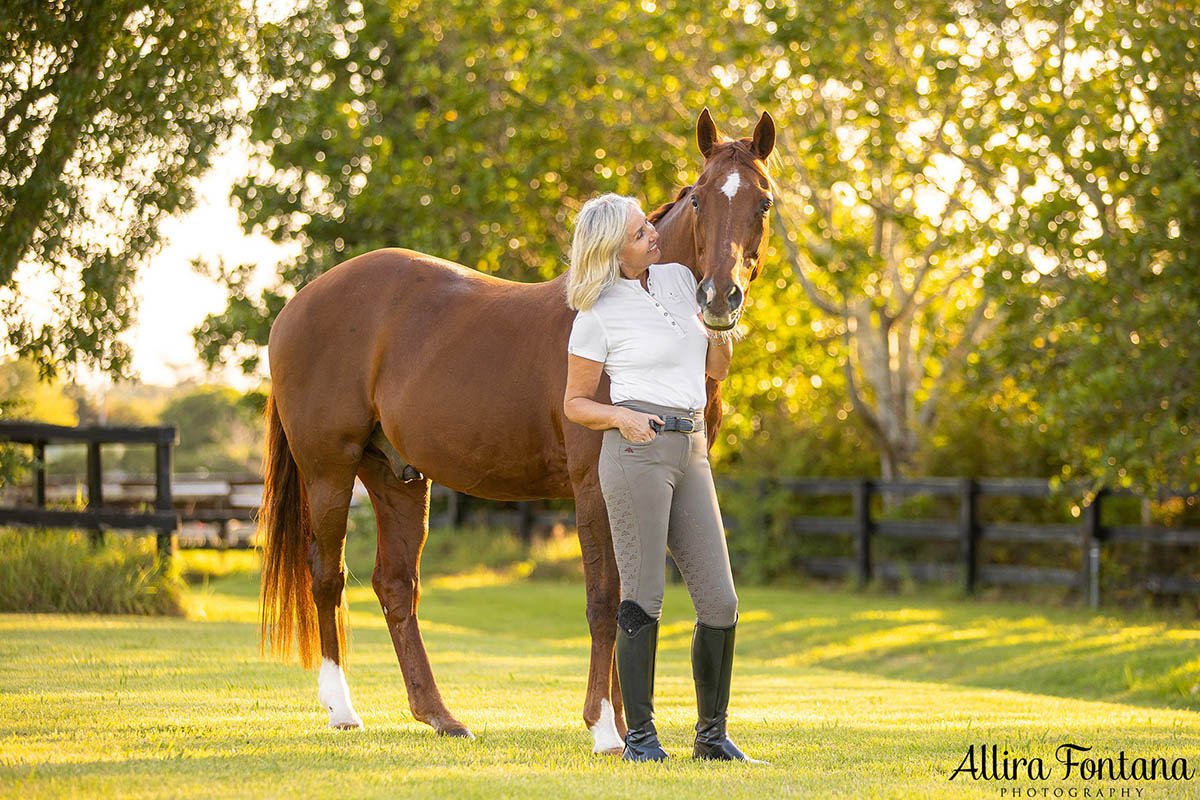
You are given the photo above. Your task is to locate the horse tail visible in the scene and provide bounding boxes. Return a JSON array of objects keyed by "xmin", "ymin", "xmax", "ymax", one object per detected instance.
[{"xmin": 258, "ymin": 391, "xmax": 319, "ymax": 668}]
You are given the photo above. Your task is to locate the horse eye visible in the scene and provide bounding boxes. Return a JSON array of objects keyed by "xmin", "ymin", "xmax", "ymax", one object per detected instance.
[
  {"xmin": 691, "ymin": 195, "xmax": 699, "ymax": 210},
  {"xmin": 760, "ymin": 201, "xmax": 772, "ymax": 215}
]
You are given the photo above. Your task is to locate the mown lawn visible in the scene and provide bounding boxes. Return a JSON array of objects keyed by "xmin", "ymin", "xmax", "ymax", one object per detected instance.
[{"xmin": 2, "ymin": 550, "xmax": 1200, "ymax": 799}]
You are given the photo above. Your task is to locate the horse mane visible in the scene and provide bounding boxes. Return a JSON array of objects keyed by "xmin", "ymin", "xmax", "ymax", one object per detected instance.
[{"xmin": 647, "ymin": 185, "xmax": 692, "ymax": 224}]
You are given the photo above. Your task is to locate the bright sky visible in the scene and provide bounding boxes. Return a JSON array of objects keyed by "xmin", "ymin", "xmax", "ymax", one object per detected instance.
[{"xmin": 112, "ymin": 135, "xmax": 294, "ymax": 391}]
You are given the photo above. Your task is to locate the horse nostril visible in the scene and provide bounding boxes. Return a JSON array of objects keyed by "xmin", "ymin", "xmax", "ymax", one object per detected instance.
[
  {"xmin": 696, "ymin": 279, "xmax": 715, "ymax": 307},
  {"xmin": 726, "ymin": 283, "xmax": 743, "ymax": 309}
]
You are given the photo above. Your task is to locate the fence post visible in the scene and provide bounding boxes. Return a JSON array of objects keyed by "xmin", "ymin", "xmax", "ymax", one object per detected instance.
[
  {"xmin": 33, "ymin": 440, "xmax": 45, "ymax": 508},
  {"xmin": 853, "ymin": 479, "xmax": 873, "ymax": 588},
  {"xmin": 155, "ymin": 438, "xmax": 177, "ymax": 561},
  {"xmin": 959, "ymin": 477, "xmax": 978, "ymax": 596},
  {"xmin": 517, "ymin": 500, "xmax": 534, "ymax": 543},
  {"xmin": 87, "ymin": 441, "xmax": 104, "ymax": 548},
  {"xmin": 1081, "ymin": 488, "xmax": 1106, "ymax": 609},
  {"xmin": 757, "ymin": 476, "xmax": 772, "ymax": 564}
]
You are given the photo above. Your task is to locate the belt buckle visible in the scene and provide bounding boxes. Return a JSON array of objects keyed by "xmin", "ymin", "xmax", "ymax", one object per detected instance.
[{"xmin": 677, "ymin": 418, "xmax": 695, "ymax": 433}]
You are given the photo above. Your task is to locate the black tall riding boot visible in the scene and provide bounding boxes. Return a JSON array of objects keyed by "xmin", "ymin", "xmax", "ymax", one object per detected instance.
[
  {"xmin": 615, "ymin": 601, "xmax": 669, "ymax": 762},
  {"xmin": 691, "ymin": 616, "xmax": 768, "ymax": 763}
]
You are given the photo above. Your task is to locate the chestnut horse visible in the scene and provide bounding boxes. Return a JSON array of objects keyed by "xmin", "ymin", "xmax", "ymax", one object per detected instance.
[{"xmin": 259, "ymin": 107, "xmax": 776, "ymax": 753}]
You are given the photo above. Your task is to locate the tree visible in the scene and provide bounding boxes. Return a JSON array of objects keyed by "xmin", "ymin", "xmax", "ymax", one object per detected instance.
[
  {"xmin": 961, "ymin": 0, "xmax": 1199, "ymax": 496},
  {"xmin": 159, "ymin": 384, "xmax": 262, "ymax": 473},
  {"xmin": 193, "ymin": 0, "xmax": 761, "ymax": 373},
  {"xmin": 0, "ymin": 357, "xmax": 78, "ymax": 487},
  {"xmin": 712, "ymin": 0, "xmax": 1196, "ymax": 492},
  {"xmin": 196, "ymin": 0, "xmax": 1197, "ymax": 495},
  {"xmin": 710, "ymin": 0, "xmax": 1053, "ymax": 481},
  {"xmin": 0, "ymin": 358, "xmax": 78, "ymax": 426},
  {"xmin": 0, "ymin": 0, "xmax": 258, "ymax": 377}
]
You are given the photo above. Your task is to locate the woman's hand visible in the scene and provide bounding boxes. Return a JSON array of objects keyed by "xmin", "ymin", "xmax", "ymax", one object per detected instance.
[
  {"xmin": 616, "ymin": 409, "xmax": 664, "ymax": 443},
  {"xmin": 704, "ymin": 319, "xmax": 734, "ymax": 381}
]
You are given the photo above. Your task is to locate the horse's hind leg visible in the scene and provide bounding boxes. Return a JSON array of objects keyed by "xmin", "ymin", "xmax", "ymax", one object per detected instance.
[
  {"xmin": 357, "ymin": 447, "xmax": 474, "ymax": 738},
  {"xmin": 304, "ymin": 457, "xmax": 363, "ymax": 729}
]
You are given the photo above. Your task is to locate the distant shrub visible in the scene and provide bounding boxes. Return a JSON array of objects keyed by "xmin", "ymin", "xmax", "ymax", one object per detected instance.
[
  {"xmin": 177, "ymin": 548, "xmax": 259, "ymax": 583},
  {"xmin": 0, "ymin": 529, "xmax": 186, "ymax": 615}
]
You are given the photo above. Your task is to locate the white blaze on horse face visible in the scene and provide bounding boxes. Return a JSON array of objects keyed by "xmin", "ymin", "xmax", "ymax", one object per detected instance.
[
  {"xmin": 318, "ymin": 658, "xmax": 363, "ymax": 729},
  {"xmin": 720, "ymin": 171, "xmax": 742, "ymax": 200},
  {"xmin": 590, "ymin": 697, "xmax": 624, "ymax": 754}
]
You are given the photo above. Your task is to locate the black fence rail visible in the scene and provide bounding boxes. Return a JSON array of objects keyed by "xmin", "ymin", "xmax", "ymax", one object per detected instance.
[
  {"xmin": 0, "ymin": 420, "xmax": 179, "ymax": 558},
  {"xmin": 741, "ymin": 477, "xmax": 1200, "ymax": 608},
  {"xmin": 5, "ymin": 421, "xmax": 1196, "ymax": 607}
]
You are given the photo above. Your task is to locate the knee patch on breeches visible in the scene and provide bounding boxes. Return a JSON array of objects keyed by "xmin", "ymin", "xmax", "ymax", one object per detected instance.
[{"xmin": 617, "ymin": 600, "xmax": 657, "ymax": 637}]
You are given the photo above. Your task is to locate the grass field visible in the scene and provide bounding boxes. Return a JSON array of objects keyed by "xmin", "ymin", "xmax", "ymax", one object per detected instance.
[{"xmin": 3, "ymin": 539, "xmax": 1200, "ymax": 799}]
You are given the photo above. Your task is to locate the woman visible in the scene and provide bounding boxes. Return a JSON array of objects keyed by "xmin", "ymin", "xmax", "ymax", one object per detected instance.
[{"xmin": 562, "ymin": 192, "xmax": 764, "ymax": 764}]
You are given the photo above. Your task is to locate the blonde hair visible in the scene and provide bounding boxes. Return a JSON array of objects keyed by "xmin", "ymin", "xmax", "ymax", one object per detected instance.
[{"xmin": 566, "ymin": 192, "xmax": 641, "ymax": 310}]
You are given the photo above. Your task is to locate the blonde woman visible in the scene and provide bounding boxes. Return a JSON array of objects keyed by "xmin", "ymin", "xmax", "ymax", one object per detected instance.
[{"xmin": 562, "ymin": 192, "xmax": 763, "ymax": 764}]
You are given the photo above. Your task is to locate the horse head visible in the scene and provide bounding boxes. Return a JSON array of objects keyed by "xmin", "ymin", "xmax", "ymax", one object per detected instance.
[{"xmin": 663, "ymin": 108, "xmax": 776, "ymax": 333}]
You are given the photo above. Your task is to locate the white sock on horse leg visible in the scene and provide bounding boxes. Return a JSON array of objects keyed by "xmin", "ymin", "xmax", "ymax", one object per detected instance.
[
  {"xmin": 590, "ymin": 697, "xmax": 623, "ymax": 754},
  {"xmin": 318, "ymin": 658, "xmax": 363, "ymax": 729}
]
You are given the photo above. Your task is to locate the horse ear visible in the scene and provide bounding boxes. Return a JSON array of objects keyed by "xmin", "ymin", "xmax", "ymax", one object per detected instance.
[
  {"xmin": 751, "ymin": 111, "xmax": 775, "ymax": 161},
  {"xmin": 697, "ymin": 107, "xmax": 719, "ymax": 159}
]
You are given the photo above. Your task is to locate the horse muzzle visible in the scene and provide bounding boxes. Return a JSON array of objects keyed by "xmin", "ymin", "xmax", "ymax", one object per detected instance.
[{"xmin": 696, "ymin": 279, "xmax": 744, "ymax": 331}]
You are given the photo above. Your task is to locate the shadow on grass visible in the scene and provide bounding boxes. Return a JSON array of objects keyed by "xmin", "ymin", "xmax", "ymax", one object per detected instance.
[
  {"xmin": 34, "ymin": 562, "xmax": 1200, "ymax": 722},
  {"xmin": 730, "ymin": 584, "xmax": 1200, "ymax": 713}
]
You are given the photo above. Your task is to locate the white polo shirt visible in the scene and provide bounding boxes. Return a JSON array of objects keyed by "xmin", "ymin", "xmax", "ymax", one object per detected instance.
[{"xmin": 567, "ymin": 261, "xmax": 709, "ymax": 411}]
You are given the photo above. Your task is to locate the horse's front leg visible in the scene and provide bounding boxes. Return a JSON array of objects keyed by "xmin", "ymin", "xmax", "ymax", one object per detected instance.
[
  {"xmin": 357, "ymin": 449, "xmax": 474, "ymax": 738},
  {"xmin": 575, "ymin": 480, "xmax": 626, "ymax": 755}
]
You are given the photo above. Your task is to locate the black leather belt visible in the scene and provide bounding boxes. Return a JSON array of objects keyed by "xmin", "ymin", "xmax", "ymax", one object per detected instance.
[{"xmin": 649, "ymin": 415, "xmax": 702, "ymax": 434}]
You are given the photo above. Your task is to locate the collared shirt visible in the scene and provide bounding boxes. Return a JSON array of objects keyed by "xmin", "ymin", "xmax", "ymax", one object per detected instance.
[{"xmin": 567, "ymin": 261, "xmax": 708, "ymax": 411}]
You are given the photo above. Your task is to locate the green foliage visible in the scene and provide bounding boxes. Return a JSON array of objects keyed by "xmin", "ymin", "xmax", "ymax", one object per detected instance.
[
  {"xmin": 895, "ymin": 0, "xmax": 1200, "ymax": 494},
  {"xmin": 0, "ymin": 358, "xmax": 78, "ymax": 488},
  {"xmin": 159, "ymin": 385, "xmax": 263, "ymax": 473},
  {"xmin": 193, "ymin": 0, "xmax": 757, "ymax": 371},
  {"xmin": 0, "ymin": 358, "xmax": 78, "ymax": 426},
  {"xmin": 98, "ymin": 0, "xmax": 1189, "ymax": 497},
  {"xmin": 21, "ymin": 381, "xmax": 267, "ymax": 476},
  {"xmin": 0, "ymin": 0, "xmax": 260, "ymax": 377},
  {"xmin": 0, "ymin": 399, "xmax": 30, "ymax": 490},
  {"xmin": 176, "ymin": 548, "xmax": 260, "ymax": 584},
  {"xmin": 0, "ymin": 529, "xmax": 185, "ymax": 614}
]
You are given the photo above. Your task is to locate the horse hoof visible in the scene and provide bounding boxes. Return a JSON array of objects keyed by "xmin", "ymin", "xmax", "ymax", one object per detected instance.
[
  {"xmin": 328, "ymin": 711, "xmax": 363, "ymax": 730},
  {"xmin": 596, "ymin": 746, "xmax": 624, "ymax": 756},
  {"xmin": 438, "ymin": 725, "xmax": 476, "ymax": 740}
]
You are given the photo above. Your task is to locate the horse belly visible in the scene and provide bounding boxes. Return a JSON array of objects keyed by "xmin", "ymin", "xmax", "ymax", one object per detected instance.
[
  {"xmin": 377, "ymin": 366, "xmax": 573, "ymax": 500},
  {"xmin": 389, "ymin": 411, "xmax": 572, "ymax": 500}
]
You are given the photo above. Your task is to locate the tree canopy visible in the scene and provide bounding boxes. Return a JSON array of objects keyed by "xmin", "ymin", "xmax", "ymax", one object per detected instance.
[
  {"xmin": 5, "ymin": 0, "xmax": 1193, "ymax": 492},
  {"xmin": 192, "ymin": 0, "xmax": 1197, "ymax": 492},
  {"xmin": 0, "ymin": 0, "xmax": 258, "ymax": 377}
]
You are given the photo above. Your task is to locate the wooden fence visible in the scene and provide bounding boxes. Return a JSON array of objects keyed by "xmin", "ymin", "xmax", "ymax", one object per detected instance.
[
  {"xmin": 736, "ymin": 477, "xmax": 1200, "ymax": 608},
  {"xmin": 3, "ymin": 421, "xmax": 1196, "ymax": 607},
  {"xmin": 0, "ymin": 420, "xmax": 179, "ymax": 557}
]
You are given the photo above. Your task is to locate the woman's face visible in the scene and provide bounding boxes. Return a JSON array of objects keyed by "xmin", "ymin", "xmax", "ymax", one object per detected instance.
[{"xmin": 617, "ymin": 206, "xmax": 659, "ymax": 276}]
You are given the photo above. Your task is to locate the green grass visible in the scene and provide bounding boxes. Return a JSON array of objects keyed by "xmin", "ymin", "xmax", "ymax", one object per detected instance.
[
  {"xmin": 0, "ymin": 530, "xmax": 185, "ymax": 615},
  {"xmin": 3, "ymin": 534, "xmax": 1200, "ymax": 798}
]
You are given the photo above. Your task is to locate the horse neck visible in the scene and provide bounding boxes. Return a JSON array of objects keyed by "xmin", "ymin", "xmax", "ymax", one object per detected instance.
[{"xmin": 653, "ymin": 195, "xmax": 698, "ymax": 278}]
